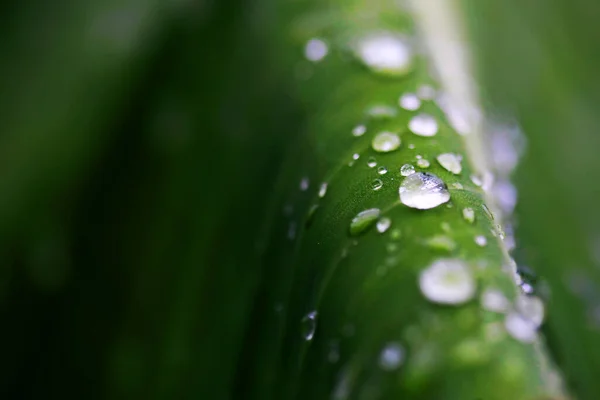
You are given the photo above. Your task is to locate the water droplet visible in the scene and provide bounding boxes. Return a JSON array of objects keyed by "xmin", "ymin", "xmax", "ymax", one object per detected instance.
[
  {"xmin": 505, "ymin": 312, "xmax": 537, "ymax": 343},
  {"xmin": 419, "ymin": 258, "xmax": 476, "ymax": 305},
  {"xmin": 441, "ymin": 222, "xmax": 451, "ymax": 232},
  {"xmin": 302, "ymin": 311, "xmax": 318, "ymax": 340},
  {"xmin": 399, "ymin": 93, "xmax": 421, "ymax": 111},
  {"xmin": 408, "ymin": 143, "xmax": 415, "ymax": 149},
  {"xmin": 352, "ymin": 153, "xmax": 360, "ymax": 160},
  {"xmin": 367, "ymin": 104, "xmax": 397, "ymax": 119},
  {"xmin": 416, "ymin": 154, "xmax": 422, "ymax": 160},
  {"xmin": 400, "ymin": 164, "xmax": 415, "ymax": 176},
  {"xmin": 367, "ymin": 157, "xmax": 377, "ymax": 168},
  {"xmin": 353, "ymin": 33, "xmax": 413, "ymax": 76},
  {"xmin": 377, "ymin": 166, "xmax": 388, "ymax": 175},
  {"xmin": 515, "ymin": 295, "xmax": 545, "ymax": 327},
  {"xmin": 305, "ymin": 38, "xmax": 328, "ymax": 62},
  {"xmin": 425, "ymin": 235, "xmax": 456, "ymax": 251},
  {"xmin": 371, "ymin": 179, "xmax": 383, "ymax": 191},
  {"xmin": 474, "ymin": 235, "xmax": 487, "ymax": 247},
  {"xmin": 390, "ymin": 229, "xmax": 401, "ymax": 239},
  {"xmin": 352, "ymin": 124, "xmax": 366, "ymax": 137},
  {"xmin": 376, "ymin": 217, "xmax": 391, "ymax": 233},
  {"xmin": 417, "ymin": 84, "xmax": 436, "ymax": 100},
  {"xmin": 318, "ymin": 182, "xmax": 328, "ymax": 198},
  {"xmin": 436, "ymin": 153, "xmax": 463, "ymax": 174},
  {"xmin": 379, "ymin": 342, "xmax": 405, "ymax": 370},
  {"xmin": 372, "ymin": 131, "xmax": 401, "ymax": 153},
  {"xmin": 399, "ymin": 172, "xmax": 450, "ymax": 209},
  {"xmin": 462, "ymin": 207, "xmax": 475, "ymax": 223},
  {"xmin": 300, "ymin": 177, "xmax": 310, "ymax": 191},
  {"xmin": 416, "ymin": 159, "xmax": 430, "ymax": 168},
  {"xmin": 470, "ymin": 174, "xmax": 483, "ymax": 186},
  {"xmin": 408, "ymin": 113, "xmax": 438, "ymax": 137},
  {"xmin": 481, "ymin": 288, "xmax": 509, "ymax": 313},
  {"xmin": 451, "ymin": 182, "xmax": 463, "ymax": 190},
  {"xmin": 350, "ymin": 208, "xmax": 381, "ymax": 236}
]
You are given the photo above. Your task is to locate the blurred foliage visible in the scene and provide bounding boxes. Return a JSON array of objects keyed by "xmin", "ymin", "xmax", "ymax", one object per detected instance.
[{"xmin": 0, "ymin": 0, "xmax": 596, "ymax": 399}]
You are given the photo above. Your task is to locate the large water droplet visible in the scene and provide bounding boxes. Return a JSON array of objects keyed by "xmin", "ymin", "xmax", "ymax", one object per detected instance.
[
  {"xmin": 436, "ymin": 153, "xmax": 463, "ymax": 174},
  {"xmin": 371, "ymin": 179, "xmax": 383, "ymax": 191},
  {"xmin": 462, "ymin": 207, "xmax": 475, "ymax": 223},
  {"xmin": 350, "ymin": 208, "xmax": 381, "ymax": 236},
  {"xmin": 409, "ymin": 113, "xmax": 438, "ymax": 137},
  {"xmin": 377, "ymin": 166, "xmax": 388, "ymax": 175},
  {"xmin": 400, "ymin": 164, "xmax": 415, "ymax": 176},
  {"xmin": 376, "ymin": 217, "xmax": 391, "ymax": 233},
  {"xmin": 300, "ymin": 177, "xmax": 309, "ymax": 191},
  {"xmin": 481, "ymin": 288, "xmax": 509, "ymax": 313},
  {"xmin": 352, "ymin": 124, "xmax": 366, "ymax": 137},
  {"xmin": 372, "ymin": 131, "xmax": 401, "ymax": 153},
  {"xmin": 419, "ymin": 258, "xmax": 476, "ymax": 305},
  {"xmin": 318, "ymin": 182, "xmax": 328, "ymax": 198},
  {"xmin": 399, "ymin": 93, "xmax": 421, "ymax": 111},
  {"xmin": 305, "ymin": 38, "xmax": 328, "ymax": 62},
  {"xmin": 353, "ymin": 33, "xmax": 413, "ymax": 76},
  {"xmin": 302, "ymin": 311, "xmax": 318, "ymax": 340},
  {"xmin": 399, "ymin": 172, "xmax": 450, "ymax": 209},
  {"xmin": 379, "ymin": 342, "xmax": 405, "ymax": 370},
  {"xmin": 416, "ymin": 159, "xmax": 430, "ymax": 168}
]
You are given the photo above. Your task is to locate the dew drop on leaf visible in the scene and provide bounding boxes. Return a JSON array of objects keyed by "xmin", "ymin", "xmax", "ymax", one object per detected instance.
[
  {"xmin": 379, "ymin": 342, "xmax": 405, "ymax": 370},
  {"xmin": 353, "ymin": 32, "xmax": 413, "ymax": 77},
  {"xmin": 304, "ymin": 38, "xmax": 328, "ymax": 62},
  {"xmin": 425, "ymin": 235, "xmax": 456, "ymax": 251},
  {"xmin": 352, "ymin": 153, "xmax": 360, "ymax": 161},
  {"xmin": 377, "ymin": 166, "xmax": 388, "ymax": 175},
  {"xmin": 318, "ymin": 182, "xmax": 328, "ymax": 198},
  {"xmin": 416, "ymin": 84, "xmax": 436, "ymax": 100},
  {"xmin": 349, "ymin": 208, "xmax": 381, "ymax": 236},
  {"xmin": 409, "ymin": 113, "xmax": 438, "ymax": 137},
  {"xmin": 399, "ymin": 172, "xmax": 450, "ymax": 209},
  {"xmin": 515, "ymin": 295, "xmax": 545, "ymax": 327},
  {"xmin": 372, "ymin": 131, "xmax": 401, "ymax": 153},
  {"xmin": 352, "ymin": 124, "xmax": 366, "ymax": 137},
  {"xmin": 367, "ymin": 104, "xmax": 397, "ymax": 119},
  {"xmin": 419, "ymin": 258, "xmax": 476, "ymax": 305},
  {"xmin": 436, "ymin": 153, "xmax": 463, "ymax": 174},
  {"xmin": 400, "ymin": 164, "xmax": 415, "ymax": 176},
  {"xmin": 505, "ymin": 312, "xmax": 537, "ymax": 343},
  {"xmin": 474, "ymin": 235, "xmax": 487, "ymax": 247},
  {"xmin": 376, "ymin": 217, "xmax": 391, "ymax": 233},
  {"xmin": 416, "ymin": 159, "xmax": 430, "ymax": 168},
  {"xmin": 462, "ymin": 207, "xmax": 475, "ymax": 223},
  {"xmin": 372, "ymin": 179, "xmax": 383, "ymax": 191},
  {"xmin": 300, "ymin": 177, "xmax": 309, "ymax": 191},
  {"xmin": 367, "ymin": 157, "xmax": 377, "ymax": 168},
  {"xmin": 481, "ymin": 288, "xmax": 509, "ymax": 313},
  {"xmin": 399, "ymin": 92, "xmax": 421, "ymax": 111},
  {"xmin": 301, "ymin": 311, "xmax": 318, "ymax": 341}
]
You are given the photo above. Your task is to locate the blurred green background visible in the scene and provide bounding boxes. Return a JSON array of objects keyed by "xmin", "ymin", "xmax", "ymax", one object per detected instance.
[{"xmin": 1, "ymin": 0, "xmax": 599, "ymax": 399}]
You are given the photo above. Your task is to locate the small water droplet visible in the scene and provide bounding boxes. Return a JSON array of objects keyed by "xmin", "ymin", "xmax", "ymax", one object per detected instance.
[
  {"xmin": 305, "ymin": 38, "xmax": 328, "ymax": 62},
  {"xmin": 462, "ymin": 207, "xmax": 475, "ymax": 223},
  {"xmin": 400, "ymin": 164, "xmax": 415, "ymax": 176},
  {"xmin": 377, "ymin": 166, "xmax": 388, "ymax": 175},
  {"xmin": 352, "ymin": 153, "xmax": 360, "ymax": 160},
  {"xmin": 409, "ymin": 113, "xmax": 438, "ymax": 137},
  {"xmin": 470, "ymin": 174, "xmax": 483, "ymax": 187},
  {"xmin": 371, "ymin": 179, "xmax": 383, "ymax": 191},
  {"xmin": 451, "ymin": 182, "xmax": 463, "ymax": 190},
  {"xmin": 399, "ymin": 172, "xmax": 450, "ymax": 209},
  {"xmin": 481, "ymin": 288, "xmax": 509, "ymax": 313},
  {"xmin": 425, "ymin": 235, "xmax": 456, "ymax": 251},
  {"xmin": 379, "ymin": 342, "xmax": 405, "ymax": 370},
  {"xmin": 300, "ymin": 177, "xmax": 310, "ymax": 191},
  {"xmin": 416, "ymin": 159, "xmax": 430, "ymax": 168},
  {"xmin": 416, "ymin": 155, "xmax": 423, "ymax": 160},
  {"xmin": 419, "ymin": 258, "xmax": 476, "ymax": 305},
  {"xmin": 302, "ymin": 311, "xmax": 318, "ymax": 340},
  {"xmin": 350, "ymin": 208, "xmax": 381, "ymax": 236},
  {"xmin": 436, "ymin": 153, "xmax": 463, "ymax": 174},
  {"xmin": 318, "ymin": 182, "xmax": 328, "ymax": 198},
  {"xmin": 416, "ymin": 84, "xmax": 436, "ymax": 100},
  {"xmin": 376, "ymin": 217, "xmax": 391, "ymax": 233},
  {"xmin": 353, "ymin": 32, "xmax": 413, "ymax": 76},
  {"xmin": 515, "ymin": 295, "xmax": 545, "ymax": 327},
  {"xmin": 367, "ymin": 104, "xmax": 397, "ymax": 119},
  {"xmin": 372, "ymin": 131, "xmax": 401, "ymax": 153},
  {"xmin": 352, "ymin": 124, "xmax": 366, "ymax": 137},
  {"xmin": 474, "ymin": 235, "xmax": 487, "ymax": 247},
  {"xmin": 367, "ymin": 157, "xmax": 377, "ymax": 168},
  {"xmin": 505, "ymin": 312, "xmax": 537, "ymax": 343},
  {"xmin": 398, "ymin": 93, "xmax": 421, "ymax": 111},
  {"xmin": 408, "ymin": 143, "xmax": 415, "ymax": 149}
]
